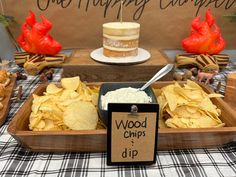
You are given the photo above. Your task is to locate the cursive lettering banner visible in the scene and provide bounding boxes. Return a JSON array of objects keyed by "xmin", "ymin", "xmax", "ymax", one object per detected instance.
[{"xmin": 4, "ymin": 0, "xmax": 236, "ymax": 49}]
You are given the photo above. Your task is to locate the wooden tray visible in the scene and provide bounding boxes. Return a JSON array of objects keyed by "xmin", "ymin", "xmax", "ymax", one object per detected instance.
[
  {"xmin": 7, "ymin": 82, "xmax": 236, "ymax": 152},
  {"xmin": 224, "ymin": 73, "xmax": 236, "ymax": 112},
  {"xmin": 0, "ymin": 74, "xmax": 16, "ymax": 127}
]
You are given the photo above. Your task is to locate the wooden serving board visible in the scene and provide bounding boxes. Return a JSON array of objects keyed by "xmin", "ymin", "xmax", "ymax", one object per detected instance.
[
  {"xmin": 62, "ymin": 49, "xmax": 173, "ymax": 82},
  {"xmin": 7, "ymin": 81, "xmax": 236, "ymax": 152},
  {"xmin": 0, "ymin": 74, "xmax": 17, "ymax": 127}
]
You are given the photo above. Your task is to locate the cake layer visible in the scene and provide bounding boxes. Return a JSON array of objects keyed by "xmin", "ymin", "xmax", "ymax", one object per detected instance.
[
  {"xmin": 103, "ymin": 22, "xmax": 140, "ymax": 29},
  {"xmin": 103, "ymin": 22, "xmax": 140, "ymax": 36},
  {"xmin": 103, "ymin": 48, "xmax": 138, "ymax": 57},
  {"xmin": 103, "ymin": 45, "xmax": 137, "ymax": 51},
  {"xmin": 103, "ymin": 37, "xmax": 138, "ymax": 49},
  {"xmin": 103, "ymin": 34, "xmax": 139, "ymax": 40}
]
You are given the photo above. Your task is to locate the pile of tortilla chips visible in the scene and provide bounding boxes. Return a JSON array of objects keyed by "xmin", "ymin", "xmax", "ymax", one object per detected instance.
[
  {"xmin": 29, "ymin": 76, "xmax": 101, "ymax": 131},
  {"xmin": 154, "ymin": 80, "xmax": 225, "ymax": 128}
]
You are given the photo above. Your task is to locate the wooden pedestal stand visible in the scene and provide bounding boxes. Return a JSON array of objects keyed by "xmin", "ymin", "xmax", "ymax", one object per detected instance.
[{"xmin": 62, "ymin": 49, "xmax": 173, "ymax": 82}]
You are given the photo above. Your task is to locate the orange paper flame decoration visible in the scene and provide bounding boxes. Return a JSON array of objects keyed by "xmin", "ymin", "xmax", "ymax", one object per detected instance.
[
  {"xmin": 18, "ymin": 11, "xmax": 61, "ymax": 55},
  {"xmin": 182, "ymin": 9, "xmax": 226, "ymax": 55}
]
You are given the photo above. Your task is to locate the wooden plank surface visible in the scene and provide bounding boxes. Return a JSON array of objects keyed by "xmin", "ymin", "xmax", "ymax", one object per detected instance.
[{"xmin": 62, "ymin": 49, "xmax": 173, "ymax": 82}]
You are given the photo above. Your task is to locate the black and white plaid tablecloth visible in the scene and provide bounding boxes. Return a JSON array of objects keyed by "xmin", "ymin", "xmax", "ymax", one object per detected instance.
[{"xmin": 0, "ymin": 63, "xmax": 236, "ymax": 177}]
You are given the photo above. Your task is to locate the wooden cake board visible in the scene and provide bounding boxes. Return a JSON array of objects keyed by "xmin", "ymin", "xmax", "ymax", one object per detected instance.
[{"xmin": 62, "ymin": 49, "xmax": 173, "ymax": 82}]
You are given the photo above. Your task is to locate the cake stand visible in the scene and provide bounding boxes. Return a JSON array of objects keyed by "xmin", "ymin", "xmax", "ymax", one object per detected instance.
[{"xmin": 90, "ymin": 48, "xmax": 151, "ymax": 65}]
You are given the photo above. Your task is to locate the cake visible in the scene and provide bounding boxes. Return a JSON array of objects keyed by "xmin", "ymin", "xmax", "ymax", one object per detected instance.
[{"xmin": 103, "ymin": 22, "xmax": 140, "ymax": 58}]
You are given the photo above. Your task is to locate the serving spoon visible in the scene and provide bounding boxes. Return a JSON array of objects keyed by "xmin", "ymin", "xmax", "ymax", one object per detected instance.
[{"xmin": 139, "ymin": 64, "xmax": 174, "ymax": 91}]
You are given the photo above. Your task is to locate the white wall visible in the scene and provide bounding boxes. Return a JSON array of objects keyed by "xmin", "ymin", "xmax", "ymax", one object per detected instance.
[{"xmin": 0, "ymin": 24, "xmax": 15, "ymax": 60}]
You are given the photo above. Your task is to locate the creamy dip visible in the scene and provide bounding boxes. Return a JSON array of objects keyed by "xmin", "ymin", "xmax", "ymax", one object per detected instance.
[{"xmin": 101, "ymin": 87, "xmax": 152, "ymax": 110}]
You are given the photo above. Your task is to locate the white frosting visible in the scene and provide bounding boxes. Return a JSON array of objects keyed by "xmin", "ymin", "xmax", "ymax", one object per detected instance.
[
  {"xmin": 103, "ymin": 45, "xmax": 136, "ymax": 51},
  {"xmin": 103, "ymin": 34, "xmax": 139, "ymax": 40},
  {"xmin": 101, "ymin": 87, "xmax": 152, "ymax": 110},
  {"xmin": 103, "ymin": 22, "xmax": 140, "ymax": 29}
]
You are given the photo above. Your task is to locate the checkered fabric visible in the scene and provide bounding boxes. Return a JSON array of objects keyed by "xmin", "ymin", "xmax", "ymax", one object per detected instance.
[{"xmin": 0, "ymin": 63, "xmax": 236, "ymax": 177}]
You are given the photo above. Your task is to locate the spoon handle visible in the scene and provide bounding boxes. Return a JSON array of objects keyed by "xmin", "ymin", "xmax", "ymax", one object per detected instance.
[{"xmin": 140, "ymin": 64, "xmax": 174, "ymax": 91}]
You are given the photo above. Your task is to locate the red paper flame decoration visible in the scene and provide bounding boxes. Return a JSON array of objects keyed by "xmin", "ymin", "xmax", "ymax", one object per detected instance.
[
  {"xmin": 182, "ymin": 9, "xmax": 226, "ymax": 55},
  {"xmin": 18, "ymin": 11, "xmax": 61, "ymax": 55}
]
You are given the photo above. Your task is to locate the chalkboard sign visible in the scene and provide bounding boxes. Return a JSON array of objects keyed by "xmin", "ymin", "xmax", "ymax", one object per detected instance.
[
  {"xmin": 3, "ymin": 0, "xmax": 236, "ymax": 49},
  {"xmin": 107, "ymin": 103, "xmax": 159, "ymax": 165}
]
